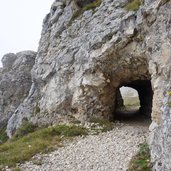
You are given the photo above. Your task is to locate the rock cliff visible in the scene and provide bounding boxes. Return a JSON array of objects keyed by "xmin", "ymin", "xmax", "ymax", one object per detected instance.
[
  {"xmin": 0, "ymin": 51, "xmax": 36, "ymax": 127},
  {"xmin": 1, "ymin": 0, "xmax": 171, "ymax": 170}
]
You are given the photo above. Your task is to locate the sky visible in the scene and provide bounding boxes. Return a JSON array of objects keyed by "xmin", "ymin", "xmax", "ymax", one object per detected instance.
[{"xmin": 0, "ymin": 0, "xmax": 54, "ymax": 67}]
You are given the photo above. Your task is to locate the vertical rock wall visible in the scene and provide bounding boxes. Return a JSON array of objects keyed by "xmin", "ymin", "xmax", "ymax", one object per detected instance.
[{"xmin": 145, "ymin": 1, "xmax": 171, "ymax": 170}]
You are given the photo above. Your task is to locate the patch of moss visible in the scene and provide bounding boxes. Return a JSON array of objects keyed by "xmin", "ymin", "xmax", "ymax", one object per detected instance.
[
  {"xmin": 125, "ymin": 0, "xmax": 143, "ymax": 11},
  {"xmin": 128, "ymin": 142, "xmax": 152, "ymax": 171},
  {"xmin": 168, "ymin": 101, "xmax": 171, "ymax": 107},
  {"xmin": 82, "ymin": 0, "xmax": 101, "ymax": 11},
  {"xmin": 71, "ymin": 0, "xmax": 101, "ymax": 21},
  {"xmin": 34, "ymin": 103, "xmax": 40, "ymax": 114},
  {"xmin": 135, "ymin": 34, "xmax": 145, "ymax": 42},
  {"xmin": 168, "ymin": 91, "xmax": 171, "ymax": 96},
  {"xmin": 0, "ymin": 124, "xmax": 88, "ymax": 168}
]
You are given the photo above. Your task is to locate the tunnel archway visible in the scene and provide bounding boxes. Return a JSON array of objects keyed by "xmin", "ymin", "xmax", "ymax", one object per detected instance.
[{"xmin": 114, "ymin": 80, "xmax": 153, "ymax": 120}]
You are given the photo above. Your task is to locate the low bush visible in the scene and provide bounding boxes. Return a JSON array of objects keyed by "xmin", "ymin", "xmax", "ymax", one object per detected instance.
[{"xmin": 128, "ymin": 142, "xmax": 152, "ymax": 171}]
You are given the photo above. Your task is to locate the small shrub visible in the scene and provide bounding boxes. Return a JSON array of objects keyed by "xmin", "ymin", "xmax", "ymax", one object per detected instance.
[
  {"xmin": 125, "ymin": 0, "xmax": 143, "ymax": 11},
  {"xmin": 128, "ymin": 142, "xmax": 152, "ymax": 171}
]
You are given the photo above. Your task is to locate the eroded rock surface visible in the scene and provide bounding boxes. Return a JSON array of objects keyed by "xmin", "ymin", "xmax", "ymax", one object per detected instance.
[
  {"xmin": 0, "ymin": 51, "xmax": 36, "ymax": 126},
  {"xmin": 4, "ymin": 0, "xmax": 171, "ymax": 170}
]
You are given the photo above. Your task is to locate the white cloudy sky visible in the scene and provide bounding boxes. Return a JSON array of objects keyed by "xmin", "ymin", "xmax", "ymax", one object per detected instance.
[{"xmin": 0, "ymin": 0, "xmax": 54, "ymax": 67}]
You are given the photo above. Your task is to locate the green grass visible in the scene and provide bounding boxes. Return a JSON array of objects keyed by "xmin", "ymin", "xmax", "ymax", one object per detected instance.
[
  {"xmin": 125, "ymin": 0, "xmax": 143, "ymax": 11},
  {"xmin": 0, "ymin": 124, "xmax": 88, "ymax": 168},
  {"xmin": 89, "ymin": 117, "xmax": 114, "ymax": 132},
  {"xmin": 0, "ymin": 127, "xmax": 8, "ymax": 144},
  {"xmin": 128, "ymin": 142, "xmax": 152, "ymax": 171}
]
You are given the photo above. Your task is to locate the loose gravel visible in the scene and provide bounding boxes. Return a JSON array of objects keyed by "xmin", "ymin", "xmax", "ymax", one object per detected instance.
[{"xmin": 20, "ymin": 118, "xmax": 149, "ymax": 171}]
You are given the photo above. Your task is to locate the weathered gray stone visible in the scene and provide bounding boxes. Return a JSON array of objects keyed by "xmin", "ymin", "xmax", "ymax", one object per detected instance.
[
  {"xmin": 0, "ymin": 51, "xmax": 36, "ymax": 126},
  {"xmin": 1, "ymin": 53, "xmax": 17, "ymax": 70}
]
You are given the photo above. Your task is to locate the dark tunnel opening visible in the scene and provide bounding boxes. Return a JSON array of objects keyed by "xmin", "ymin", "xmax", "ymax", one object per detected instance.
[{"xmin": 114, "ymin": 80, "xmax": 153, "ymax": 121}]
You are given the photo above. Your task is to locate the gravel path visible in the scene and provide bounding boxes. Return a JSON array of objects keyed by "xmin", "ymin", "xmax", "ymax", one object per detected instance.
[{"xmin": 20, "ymin": 118, "xmax": 149, "ymax": 171}]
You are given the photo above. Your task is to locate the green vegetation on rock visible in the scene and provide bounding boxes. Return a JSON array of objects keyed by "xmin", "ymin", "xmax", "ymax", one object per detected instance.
[
  {"xmin": 125, "ymin": 0, "xmax": 143, "ymax": 11},
  {"xmin": 71, "ymin": 0, "xmax": 101, "ymax": 21},
  {"xmin": 128, "ymin": 142, "xmax": 152, "ymax": 171},
  {"xmin": 0, "ymin": 127, "xmax": 8, "ymax": 144},
  {"xmin": 0, "ymin": 124, "xmax": 88, "ymax": 168}
]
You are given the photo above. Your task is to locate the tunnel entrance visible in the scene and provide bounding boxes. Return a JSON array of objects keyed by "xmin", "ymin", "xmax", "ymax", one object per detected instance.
[
  {"xmin": 120, "ymin": 87, "xmax": 140, "ymax": 109},
  {"xmin": 114, "ymin": 80, "xmax": 153, "ymax": 121}
]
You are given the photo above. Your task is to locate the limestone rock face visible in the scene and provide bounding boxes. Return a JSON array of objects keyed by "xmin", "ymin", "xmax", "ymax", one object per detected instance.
[
  {"xmin": 0, "ymin": 51, "xmax": 36, "ymax": 126},
  {"xmin": 5, "ymin": 0, "xmax": 171, "ymax": 170}
]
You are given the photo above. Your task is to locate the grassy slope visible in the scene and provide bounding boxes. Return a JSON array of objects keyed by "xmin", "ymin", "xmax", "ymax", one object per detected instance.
[{"xmin": 0, "ymin": 124, "xmax": 88, "ymax": 168}]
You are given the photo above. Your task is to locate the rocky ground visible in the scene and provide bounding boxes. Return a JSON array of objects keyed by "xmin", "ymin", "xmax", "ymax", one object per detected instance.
[{"xmin": 19, "ymin": 116, "xmax": 150, "ymax": 171}]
